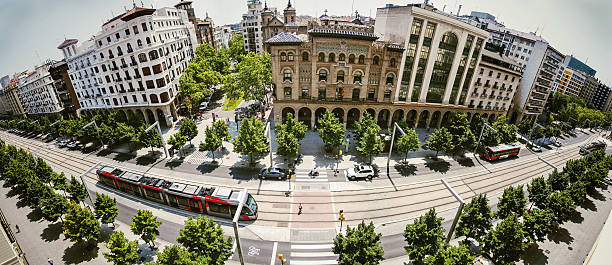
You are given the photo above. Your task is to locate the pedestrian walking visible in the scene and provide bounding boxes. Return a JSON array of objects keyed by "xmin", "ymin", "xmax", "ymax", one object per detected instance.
[
  {"xmin": 14, "ymin": 224, "xmax": 19, "ymax": 233},
  {"xmin": 298, "ymin": 203, "xmax": 303, "ymax": 215},
  {"xmin": 48, "ymin": 258, "xmax": 53, "ymax": 265}
]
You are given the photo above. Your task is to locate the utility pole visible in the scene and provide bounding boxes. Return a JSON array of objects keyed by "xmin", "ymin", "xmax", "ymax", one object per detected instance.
[
  {"xmin": 474, "ymin": 123, "xmax": 498, "ymax": 154},
  {"xmin": 232, "ymin": 188, "xmax": 248, "ymax": 265},
  {"xmin": 441, "ymin": 179, "xmax": 465, "ymax": 243},
  {"xmin": 82, "ymin": 120, "xmax": 103, "ymax": 147},
  {"xmin": 387, "ymin": 122, "xmax": 407, "ymax": 174},
  {"xmin": 80, "ymin": 162, "xmax": 102, "ymax": 211}
]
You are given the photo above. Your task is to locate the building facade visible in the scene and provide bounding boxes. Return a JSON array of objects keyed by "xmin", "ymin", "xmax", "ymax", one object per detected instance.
[
  {"xmin": 0, "ymin": 88, "xmax": 12, "ymax": 117},
  {"xmin": 2, "ymin": 77, "xmax": 26, "ymax": 117},
  {"xmin": 214, "ymin": 25, "xmax": 234, "ymax": 50},
  {"xmin": 18, "ymin": 60, "xmax": 64, "ymax": 116},
  {"xmin": 60, "ymin": 6, "xmax": 198, "ymax": 126},
  {"xmin": 174, "ymin": 1, "xmax": 216, "ymax": 48},
  {"xmin": 579, "ymin": 75, "xmax": 598, "ymax": 103},
  {"xmin": 556, "ymin": 67, "xmax": 586, "ymax": 97},
  {"xmin": 241, "ymin": 0, "xmax": 264, "ymax": 53},
  {"xmin": 49, "ymin": 60, "xmax": 81, "ymax": 118},
  {"xmin": 270, "ymin": 3, "xmax": 509, "ymax": 130},
  {"xmin": 592, "ymin": 82, "xmax": 611, "ymax": 111},
  {"xmin": 468, "ymin": 45, "xmax": 522, "ymax": 114},
  {"xmin": 0, "ymin": 75, "xmax": 9, "ymax": 89}
]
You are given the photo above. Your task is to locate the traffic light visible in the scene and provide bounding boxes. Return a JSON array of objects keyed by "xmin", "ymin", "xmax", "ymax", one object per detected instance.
[{"xmin": 338, "ymin": 210, "xmax": 345, "ymax": 221}]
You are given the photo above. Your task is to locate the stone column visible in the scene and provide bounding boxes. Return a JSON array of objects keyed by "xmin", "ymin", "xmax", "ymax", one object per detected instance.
[
  {"xmin": 407, "ymin": 19, "xmax": 427, "ymax": 103},
  {"xmin": 442, "ymin": 31, "xmax": 468, "ymax": 104},
  {"xmin": 414, "ymin": 110, "xmax": 421, "ymax": 128}
]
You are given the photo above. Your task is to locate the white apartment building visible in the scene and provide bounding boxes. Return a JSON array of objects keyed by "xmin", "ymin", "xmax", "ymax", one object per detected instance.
[
  {"xmin": 465, "ymin": 11, "xmax": 564, "ymax": 124},
  {"xmin": 60, "ymin": 6, "xmax": 198, "ymax": 126},
  {"xmin": 59, "ymin": 39, "xmax": 108, "ymax": 111},
  {"xmin": 214, "ymin": 25, "xmax": 234, "ymax": 50},
  {"xmin": 241, "ymin": 0, "xmax": 264, "ymax": 53},
  {"xmin": 18, "ymin": 60, "xmax": 63, "ymax": 115}
]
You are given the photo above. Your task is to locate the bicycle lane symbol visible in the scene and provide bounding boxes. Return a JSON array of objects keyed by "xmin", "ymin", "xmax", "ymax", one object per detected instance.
[{"xmin": 247, "ymin": 246, "xmax": 260, "ymax": 256}]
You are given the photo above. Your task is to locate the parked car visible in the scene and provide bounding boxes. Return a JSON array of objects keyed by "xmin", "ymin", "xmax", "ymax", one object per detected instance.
[
  {"xmin": 258, "ymin": 167, "xmax": 287, "ymax": 180},
  {"xmin": 66, "ymin": 141, "xmax": 77, "ymax": 149},
  {"xmin": 199, "ymin": 102, "xmax": 208, "ymax": 112},
  {"xmin": 530, "ymin": 145, "xmax": 542, "ymax": 152},
  {"xmin": 345, "ymin": 164, "xmax": 376, "ymax": 181},
  {"xmin": 553, "ymin": 140, "xmax": 562, "ymax": 147},
  {"xmin": 58, "ymin": 140, "xmax": 68, "ymax": 147},
  {"xmin": 579, "ymin": 140, "xmax": 607, "ymax": 155}
]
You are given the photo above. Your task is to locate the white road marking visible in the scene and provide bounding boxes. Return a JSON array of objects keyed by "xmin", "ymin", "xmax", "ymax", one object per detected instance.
[
  {"xmin": 270, "ymin": 242, "xmax": 278, "ymax": 265},
  {"xmin": 290, "ymin": 251, "xmax": 336, "ymax": 257},
  {"xmin": 290, "ymin": 244, "xmax": 334, "ymax": 250},
  {"xmin": 290, "ymin": 259, "xmax": 338, "ymax": 265},
  {"xmin": 229, "ymin": 240, "xmax": 237, "ymax": 259}
]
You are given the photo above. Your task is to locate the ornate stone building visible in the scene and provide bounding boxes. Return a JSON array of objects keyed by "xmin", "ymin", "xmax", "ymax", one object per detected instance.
[{"xmin": 269, "ymin": 3, "xmax": 511, "ymax": 131}]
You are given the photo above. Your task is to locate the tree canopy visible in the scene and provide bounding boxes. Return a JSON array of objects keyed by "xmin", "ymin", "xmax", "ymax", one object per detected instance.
[
  {"xmin": 233, "ymin": 117, "xmax": 268, "ymax": 164},
  {"xmin": 404, "ymin": 208, "xmax": 446, "ymax": 263},
  {"xmin": 177, "ymin": 216, "xmax": 233, "ymax": 265},
  {"xmin": 332, "ymin": 221, "xmax": 385, "ymax": 265}
]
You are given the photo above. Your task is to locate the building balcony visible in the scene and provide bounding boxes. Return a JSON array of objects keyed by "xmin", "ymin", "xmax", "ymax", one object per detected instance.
[
  {"xmin": 475, "ymin": 82, "xmax": 482, "ymax": 86},
  {"xmin": 471, "ymin": 92, "xmax": 478, "ymax": 97},
  {"xmin": 130, "ymin": 62, "xmax": 138, "ymax": 67},
  {"xmin": 485, "ymin": 106, "xmax": 492, "ymax": 110},
  {"xmin": 497, "ymin": 96, "xmax": 503, "ymax": 100},
  {"xmin": 121, "ymin": 64, "xmax": 128, "ymax": 68},
  {"xmin": 504, "ymin": 97, "xmax": 510, "ymax": 100},
  {"xmin": 476, "ymin": 105, "xmax": 483, "ymax": 109},
  {"xmin": 480, "ymin": 94, "xmax": 487, "ymax": 98},
  {"xmin": 493, "ymin": 85, "xmax": 499, "ymax": 89},
  {"xmin": 484, "ymin": 84, "xmax": 491, "ymax": 88},
  {"xmin": 489, "ymin": 95, "xmax": 495, "ymax": 99}
]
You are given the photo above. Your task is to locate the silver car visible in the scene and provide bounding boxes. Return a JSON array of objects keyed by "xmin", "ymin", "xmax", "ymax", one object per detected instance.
[{"xmin": 345, "ymin": 165, "xmax": 375, "ymax": 181}]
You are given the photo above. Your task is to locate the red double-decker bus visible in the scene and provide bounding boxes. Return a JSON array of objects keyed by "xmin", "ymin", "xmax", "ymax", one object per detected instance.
[{"xmin": 484, "ymin": 144, "xmax": 520, "ymax": 161}]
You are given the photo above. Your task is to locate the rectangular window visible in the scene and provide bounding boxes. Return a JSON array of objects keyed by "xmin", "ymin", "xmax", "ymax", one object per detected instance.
[
  {"xmin": 142, "ymin": 23, "xmax": 148, "ymax": 32},
  {"xmin": 133, "ymin": 26, "xmax": 139, "ymax": 34},
  {"xmin": 146, "ymin": 80, "xmax": 155, "ymax": 89}
]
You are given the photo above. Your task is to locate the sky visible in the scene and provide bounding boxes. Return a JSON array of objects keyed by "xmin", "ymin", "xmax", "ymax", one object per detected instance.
[{"xmin": 1, "ymin": 0, "xmax": 610, "ymax": 84}]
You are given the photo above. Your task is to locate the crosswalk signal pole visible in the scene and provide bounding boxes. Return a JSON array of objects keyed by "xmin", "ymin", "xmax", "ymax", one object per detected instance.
[
  {"xmin": 278, "ymin": 254, "xmax": 287, "ymax": 265},
  {"xmin": 338, "ymin": 210, "xmax": 346, "ymax": 233}
]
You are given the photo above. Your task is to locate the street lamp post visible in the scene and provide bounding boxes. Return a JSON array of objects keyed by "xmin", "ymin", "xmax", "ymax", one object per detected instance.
[
  {"xmin": 387, "ymin": 122, "xmax": 407, "ymax": 174},
  {"xmin": 144, "ymin": 121, "xmax": 169, "ymax": 158},
  {"xmin": 527, "ymin": 122, "xmax": 545, "ymax": 147},
  {"xmin": 265, "ymin": 121, "xmax": 273, "ymax": 167},
  {"xmin": 232, "ymin": 188, "xmax": 248, "ymax": 265},
  {"xmin": 82, "ymin": 120, "xmax": 103, "ymax": 147},
  {"xmin": 79, "ymin": 161, "xmax": 102, "ymax": 211},
  {"xmin": 441, "ymin": 179, "xmax": 465, "ymax": 243},
  {"xmin": 474, "ymin": 123, "xmax": 498, "ymax": 154}
]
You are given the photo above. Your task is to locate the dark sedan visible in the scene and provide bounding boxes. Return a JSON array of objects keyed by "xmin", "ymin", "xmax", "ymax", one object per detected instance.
[{"xmin": 258, "ymin": 167, "xmax": 287, "ymax": 180}]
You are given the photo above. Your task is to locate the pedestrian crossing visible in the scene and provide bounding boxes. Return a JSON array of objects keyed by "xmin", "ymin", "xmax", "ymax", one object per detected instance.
[
  {"xmin": 290, "ymin": 243, "xmax": 338, "ymax": 265},
  {"xmin": 293, "ymin": 170, "xmax": 329, "ymax": 182}
]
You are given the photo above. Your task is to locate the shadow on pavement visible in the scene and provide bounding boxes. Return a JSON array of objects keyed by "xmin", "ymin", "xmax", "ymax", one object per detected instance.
[
  {"xmin": 196, "ymin": 162, "xmax": 220, "ymax": 174},
  {"xmin": 115, "ymin": 152, "xmax": 137, "ymax": 162},
  {"xmin": 26, "ymin": 208, "xmax": 43, "ymax": 222},
  {"xmin": 568, "ymin": 210, "xmax": 584, "ymax": 224},
  {"xmin": 456, "ymin": 156, "xmax": 475, "ymax": 167},
  {"xmin": 41, "ymin": 222, "xmax": 63, "ymax": 242},
  {"xmin": 165, "ymin": 158, "xmax": 185, "ymax": 169},
  {"xmin": 521, "ymin": 243, "xmax": 549, "ymax": 265},
  {"xmin": 96, "ymin": 148, "xmax": 113, "ymax": 157},
  {"xmin": 580, "ymin": 197, "xmax": 597, "ymax": 212},
  {"xmin": 62, "ymin": 241, "xmax": 100, "ymax": 265},
  {"xmin": 424, "ymin": 157, "xmax": 451, "ymax": 173},
  {"xmin": 394, "ymin": 163, "xmax": 417, "ymax": 176},
  {"xmin": 547, "ymin": 226, "xmax": 574, "ymax": 245},
  {"xmin": 137, "ymin": 151, "xmax": 162, "ymax": 166},
  {"xmin": 229, "ymin": 167, "xmax": 259, "ymax": 181}
]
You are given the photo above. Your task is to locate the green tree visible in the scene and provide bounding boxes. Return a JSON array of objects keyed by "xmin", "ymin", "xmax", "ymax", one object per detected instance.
[
  {"xmin": 177, "ymin": 216, "xmax": 233, "ymax": 264},
  {"xmin": 41, "ymin": 193, "xmax": 68, "ymax": 223},
  {"xmin": 103, "ymin": 231, "xmax": 139, "ymax": 265},
  {"xmin": 523, "ymin": 209, "xmax": 555, "ymax": 243},
  {"xmin": 455, "ymin": 194, "xmax": 493, "ymax": 244},
  {"xmin": 199, "ymin": 126, "xmax": 223, "ymax": 162},
  {"xmin": 154, "ymin": 245, "xmax": 199, "ymax": 265},
  {"xmin": 276, "ymin": 129, "xmax": 299, "ymax": 158},
  {"xmin": 63, "ymin": 202, "xmax": 100, "ymax": 246},
  {"xmin": 66, "ymin": 176, "xmax": 88, "ymax": 204},
  {"xmin": 94, "ymin": 193, "xmax": 118, "ymax": 227},
  {"xmin": 547, "ymin": 191, "xmax": 576, "ymax": 224},
  {"xmin": 224, "ymin": 52, "xmax": 272, "ymax": 107},
  {"xmin": 277, "ymin": 113, "xmax": 307, "ymax": 141},
  {"xmin": 34, "ymin": 157, "xmax": 53, "ymax": 184},
  {"xmin": 23, "ymin": 178, "xmax": 53, "ymax": 209},
  {"xmin": 492, "ymin": 116, "xmax": 518, "ymax": 144},
  {"xmin": 547, "ymin": 169, "xmax": 569, "ymax": 191},
  {"xmin": 567, "ymin": 180, "xmax": 587, "ymax": 205},
  {"xmin": 482, "ymin": 215, "xmax": 527, "ymax": 265},
  {"xmin": 357, "ymin": 126, "xmax": 383, "ymax": 164},
  {"xmin": 317, "ymin": 110, "xmax": 346, "ymax": 152},
  {"xmin": 211, "ymin": 120, "xmax": 232, "ymax": 142},
  {"xmin": 496, "ymin": 185, "xmax": 526, "ymax": 219},
  {"xmin": 446, "ymin": 113, "xmax": 476, "ymax": 154},
  {"xmin": 228, "ymin": 33, "xmax": 246, "ymax": 62},
  {"xmin": 233, "ymin": 117, "xmax": 268, "ymax": 165},
  {"xmin": 518, "ymin": 119, "xmax": 532, "ymax": 135},
  {"xmin": 480, "ymin": 123, "xmax": 501, "ymax": 147},
  {"xmin": 527, "ymin": 177, "xmax": 551, "ymax": 209},
  {"xmin": 583, "ymin": 161, "xmax": 608, "ymax": 191},
  {"xmin": 179, "ymin": 118, "xmax": 198, "ymax": 144},
  {"xmin": 130, "ymin": 209, "xmax": 162, "ymax": 248},
  {"xmin": 354, "ymin": 112, "xmax": 379, "ymax": 143},
  {"xmin": 404, "ymin": 208, "xmax": 445, "ymax": 263},
  {"xmin": 50, "ymin": 172, "xmax": 68, "ymax": 191},
  {"xmin": 332, "ymin": 221, "xmax": 384, "ymax": 265},
  {"xmin": 138, "ymin": 126, "xmax": 163, "ymax": 152},
  {"xmin": 168, "ymin": 133, "xmax": 188, "ymax": 158},
  {"xmin": 426, "ymin": 127, "xmax": 453, "ymax": 156},
  {"xmin": 396, "ymin": 129, "xmax": 420, "ymax": 162},
  {"xmin": 425, "ymin": 244, "xmax": 474, "ymax": 265}
]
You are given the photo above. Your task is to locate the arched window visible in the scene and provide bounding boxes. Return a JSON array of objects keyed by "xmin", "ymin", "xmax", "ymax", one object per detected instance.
[
  {"xmin": 138, "ymin": 53, "xmax": 147, "ymax": 63},
  {"xmin": 328, "ymin": 53, "xmax": 336, "ymax": 62},
  {"xmin": 283, "ymin": 69, "xmax": 292, "ymax": 82},
  {"xmin": 130, "ymin": 56, "xmax": 137, "ymax": 65},
  {"xmin": 288, "ymin": 52, "xmax": 294, "ymax": 61},
  {"xmin": 353, "ymin": 71, "xmax": 362, "ymax": 84},
  {"xmin": 108, "ymin": 50, "xmax": 114, "ymax": 58},
  {"xmin": 339, "ymin": 53, "xmax": 346, "ymax": 61},
  {"xmin": 302, "ymin": 52, "xmax": 309, "ymax": 61},
  {"xmin": 348, "ymin": 54, "xmax": 355, "ymax": 63},
  {"xmin": 117, "ymin": 47, "xmax": 123, "ymax": 56},
  {"xmin": 337, "ymin": 70, "xmax": 345, "ymax": 83},
  {"xmin": 137, "ymin": 39, "xmax": 142, "ymax": 47},
  {"xmin": 319, "ymin": 69, "xmax": 327, "ymax": 82},
  {"xmin": 386, "ymin": 73, "xmax": 394, "ymax": 85},
  {"xmin": 146, "ymin": 37, "xmax": 151, "ymax": 45},
  {"xmin": 148, "ymin": 50, "xmax": 159, "ymax": 60},
  {"xmin": 390, "ymin": 58, "xmax": 396, "ymax": 67},
  {"xmin": 427, "ymin": 32, "xmax": 458, "ymax": 103},
  {"xmin": 352, "ymin": 88, "xmax": 360, "ymax": 101},
  {"xmin": 318, "ymin": 52, "xmax": 325, "ymax": 62},
  {"xmin": 280, "ymin": 52, "xmax": 287, "ymax": 62},
  {"xmin": 373, "ymin": 56, "xmax": 380, "ymax": 65},
  {"xmin": 358, "ymin": 55, "xmax": 365, "ymax": 64},
  {"xmin": 127, "ymin": 43, "xmax": 133, "ymax": 52},
  {"xmin": 99, "ymin": 53, "xmax": 104, "ymax": 59}
]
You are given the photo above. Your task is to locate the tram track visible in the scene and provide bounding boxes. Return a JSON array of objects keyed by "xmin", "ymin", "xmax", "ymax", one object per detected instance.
[{"xmin": 0, "ymin": 131, "xmax": 593, "ymax": 225}]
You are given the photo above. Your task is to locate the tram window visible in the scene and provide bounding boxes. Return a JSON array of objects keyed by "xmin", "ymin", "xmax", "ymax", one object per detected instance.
[
  {"xmin": 209, "ymin": 202, "xmax": 229, "ymax": 215},
  {"xmin": 247, "ymin": 194, "xmax": 257, "ymax": 213},
  {"xmin": 144, "ymin": 189, "xmax": 163, "ymax": 202},
  {"xmin": 241, "ymin": 207, "xmax": 252, "ymax": 215},
  {"xmin": 230, "ymin": 205, "xmax": 238, "ymax": 216},
  {"xmin": 177, "ymin": 196, "xmax": 189, "ymax": 208}
]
